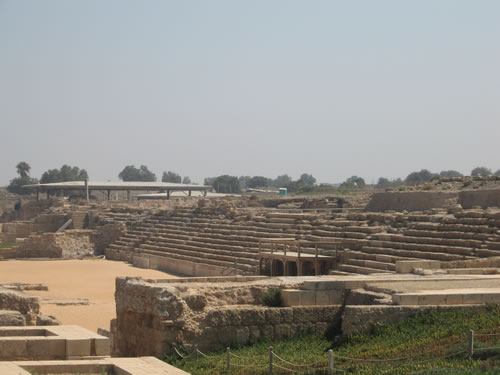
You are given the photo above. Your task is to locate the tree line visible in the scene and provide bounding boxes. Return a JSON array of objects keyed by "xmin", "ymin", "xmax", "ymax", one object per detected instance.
[{"xmin": 6, "ymin": 161, "xmax": 500, "ymax": 196}]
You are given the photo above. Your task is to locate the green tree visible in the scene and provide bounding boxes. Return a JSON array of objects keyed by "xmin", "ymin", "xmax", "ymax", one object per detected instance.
[
  {"xmin": 7, "ymin": 162, "xmax": 38, "ymax": 195},
  {"xmin": 439, "ymin": 170, "xmax": 463, "ymax": 178},
  {"xmin": 247, "ymin": 176, "xmax": 272, "ymax": 189},
  {"xmin": 471, "ymin": 166, "xmax": 492, "ymax": 177},
  {"xmin": 297, "ymin": 173, "xmax": 316, "ymax": 187},
  {"xmin": 405, "ymin": 169, "xmax": 437, "ymax": 185},
  {"xmin": 342, "ymin": 175, "xmax": 366, "ymax": 188},
  {"xmin": 16, "ymin": 161, "xmax": 31, "ymax": 178},
  {"xmin": 204, "ymin": 177, "xmax": 215, "ymax": 186},
  {"xmin": 210, "ymin": 175, "xmax": 241, "ymax": 193},
  {"xmin": 495, "ymin": 169, "xmax": 500, "ymax": 176},
  {"xmin": 182, "ymin": 176, "xmax": 191, "ymax": 184},
  {"xmin": 118, "ymin": 165, "xmax": 157, "ymax": 181},
  {"xmin": 273, "ymin": 174, "xmax": 292, "ymax": 188},
  {"xmin": 238, "ymin": 176, "xmax": 251, "ymax": 190},
  {"xmin": 162, "ymin": 171, "xmax": 181, "ymax": 183},
  {"xmin": 40, "ymin": 165, "xmax": 88, "ymax": 183},
  {"xmin": 377, "ymin": 177, "xmax": 390, "ymax": 186}
]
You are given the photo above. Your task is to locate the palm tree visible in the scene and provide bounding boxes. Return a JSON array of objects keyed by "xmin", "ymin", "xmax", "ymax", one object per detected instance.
[{"xmin": 16, "ymin": 161, "xmax": 31, "ymax": 178}]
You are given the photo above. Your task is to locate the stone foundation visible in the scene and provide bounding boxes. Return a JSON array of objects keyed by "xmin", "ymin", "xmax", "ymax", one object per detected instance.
[
  {"xmin": 365, "ymin": 191, "xmax": 457, "ymax": 212},
  {"xmin": 13, "ymin": 230, "xmax": 95, "ymax": 259},
  {"xmin": 0, "ymin": 286, "xmax": 40, "ymax": 325},
  {"xmin": 112, "ymin": 276, "xmax": 342, "ymax": 356},
  {"xmin": 111, "ymin": 275, "xmax": 491, "ymax": 358}
]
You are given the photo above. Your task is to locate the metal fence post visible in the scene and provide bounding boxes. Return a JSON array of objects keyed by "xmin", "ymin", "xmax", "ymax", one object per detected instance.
[
  {"xmin": 468, "ymin": 330, "xmax": 474, "ymax": 358},
  {"xmin": 328, "ymin": 349, "xmax": 334, "ymax": 374},
  {"xmin": 194, "ymin": 344, "xmax": 198, "ymax": 359},
  {"xmin": 269, "ymin": 346, "xmax": 273, "ymax": 374},
  {"xmin": 227, "ymin": 347, "xmax": 231, "ymax": 370},
  {"xmin": 328, "ymin": 349, "xmax": 333, "ymax": 375}
]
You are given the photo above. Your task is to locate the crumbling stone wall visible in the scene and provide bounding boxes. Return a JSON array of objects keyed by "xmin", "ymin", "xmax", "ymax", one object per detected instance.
[
  {"xmin": 112, "ymin": 276, "xmax": 485, "ymax": 359},
  {"xmin": 92, "ymin": 223, "xmax": 125, "ymax": 255},
  {"xmin": 14, "ymin": 230, "xmax": 95, "ymax": 259},
  {"xmin": 459, "ymin": 189, "xmax": 500, "ymax": 209},
  {"xmin": 112, "ymin": 277, "xmax": 340, "ymax": 357},
  {"xmin": 365, "ymin": 191, "xmax": 458, "ymax": 212},
  {"xmin": 1, "ymin": 214, "xmax": 68, "ymax": 239},
  {"xmin": 0, "ymin": 287, "xmax": 40, "ymax": 325}
]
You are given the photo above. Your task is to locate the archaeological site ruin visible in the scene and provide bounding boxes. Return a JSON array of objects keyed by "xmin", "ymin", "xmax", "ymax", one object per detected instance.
[{"xmin": 2, "ymin": 175, "xmax": 500, "ymax": 373}]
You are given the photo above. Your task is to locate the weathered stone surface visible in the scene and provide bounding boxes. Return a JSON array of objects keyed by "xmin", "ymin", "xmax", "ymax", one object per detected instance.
[
  {"xmin": 14, "ymin": 230, "xmax": 96, "ymax": 259},
  {"xmin": 0, "ymin": 310, "xmax": 25, "ymax": 326},
  {"xmin": 112, "ymin": 277, "xmax": 341, "ymax": 356},
  {"xmin": 0, "ymin": 287, "xmax": 40, "ymax": 325},
  {"xmin": 36, "ymin": 314, "xmax": 60, "ymax": 326}
]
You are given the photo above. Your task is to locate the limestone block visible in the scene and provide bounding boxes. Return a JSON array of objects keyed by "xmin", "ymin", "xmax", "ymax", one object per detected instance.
[
  {"xmin": 315, "ymin": 291, "xmax": 330, "ymax": 305},
  {"xmin": 0, "ymin": 339, "xmax": 26, "ymax": 359},
  {"xmin": 66, "ymin": 339, "xmax": 91, "ymax": 357},
  {"xmin": 396, "ymin": 260, "xmax": 441, "ymax": 273},
  {"xmin": 264, "ymin": 309, "xmax": 281, "ymax": 324},
  {"xmin": 93, "ymin": 337, "xmax": 110, "ymax": 356},
  {"xmin": 274, "ymin": 324, "xmax": 291, "ymax": 339},
  {"xmin": 279, "ymin": 308, "xmax": 293, "ymax": 323},
  {"xmin": 329, "ymin": 290, "xmax": 344, "ymax": 304},
  {"xmin": 0, "ymin": 310, "xmax": 26, "ymax": 326},
  {"xmin": 417, "ymin": 294, "xmax": 446, "ymax": 305},
  {"xmin": 300, "ymin": 291, "xmax": 316, "ymax": 306},
  {"xmin": 445, "ymin": 294, "xmax": 464, "ymax": 305},
  {"xmin": 462, "ymin": 294, "xmax": 485, "ymax": 304},
  {"xmin": 392, "ymin": 294, "xmax": 418, "ymax": 305},
  {"xmin": 234, "ymin": 327, "xmax": 250, "ymax": 345},
  {"xmin": 281, "ymin": 290, "xmax": 301, "ymax": 306},
  {"xmin": 260, "ymin": 325, "xmax": 274, "ymax": 339}
]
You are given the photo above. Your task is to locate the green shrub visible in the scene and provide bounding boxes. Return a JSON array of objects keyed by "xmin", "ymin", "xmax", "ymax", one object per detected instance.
[{"xmin": 261, "ymin": 288, "xmax": 282, "ymax": 307}]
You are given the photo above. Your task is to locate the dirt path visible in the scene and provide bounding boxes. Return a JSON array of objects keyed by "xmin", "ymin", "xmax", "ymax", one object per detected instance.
[{"xmin": 0, "ymin": 259, "xmax": 176, "ymax": 332}]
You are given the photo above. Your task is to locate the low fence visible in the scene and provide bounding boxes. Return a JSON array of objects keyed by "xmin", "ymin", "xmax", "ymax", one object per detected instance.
[{"xmin": 173, "ymin": 329, "xmax": 500, "ymax": 374}]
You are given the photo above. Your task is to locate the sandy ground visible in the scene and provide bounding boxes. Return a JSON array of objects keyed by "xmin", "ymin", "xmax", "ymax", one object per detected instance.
[{"xmin": 0, "ymin": 259, "xmax": 176, "ymax": 332}]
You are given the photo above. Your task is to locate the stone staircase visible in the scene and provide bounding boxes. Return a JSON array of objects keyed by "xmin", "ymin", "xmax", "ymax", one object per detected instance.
[
  {"xmin": 336, "ymin": 209, "xmax": 500, "ymax": 275},
  {"xmin": 104, "ymin": 204, "xmax": 500, "ymax": 277}
]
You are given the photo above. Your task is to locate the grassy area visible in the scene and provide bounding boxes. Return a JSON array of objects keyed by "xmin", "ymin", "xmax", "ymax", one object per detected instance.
[
  {"xmin": 165, "ymin": 306, "xmax": 500, "ymax": 374},
  {"xmin": 0, "ymin": 242, "xmax": 17, "ymax": 249}
]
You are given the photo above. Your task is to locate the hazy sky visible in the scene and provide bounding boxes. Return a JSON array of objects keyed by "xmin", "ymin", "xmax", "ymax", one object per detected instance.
[{"xmin": 1, "ymin": 0, "xmax": 499, "ymax": 186}]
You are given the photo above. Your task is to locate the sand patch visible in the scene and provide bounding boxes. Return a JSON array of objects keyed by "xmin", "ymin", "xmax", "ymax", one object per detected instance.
[{"xmin": 0, "ymin": 258, "xmax": 176, "ymax": 332}]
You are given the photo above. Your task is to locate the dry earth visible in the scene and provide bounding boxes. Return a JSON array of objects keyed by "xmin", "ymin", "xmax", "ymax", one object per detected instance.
[{"xmin": 0, "ymin": 259, "xmax": 176, "ymax": 332}]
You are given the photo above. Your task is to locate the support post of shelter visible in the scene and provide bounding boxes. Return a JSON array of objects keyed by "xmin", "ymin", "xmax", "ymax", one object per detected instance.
[
  {"xmin": 84, "ymin": 179, "xmax": 89, "ymax": 203},
  {"xmin": 127, "ymin": 190, "xmax": 131, "ymax": 200},
  {"xmin": 189, "ymin": 190, "xmax": 192, "ymax": 197},
  {"xmin": 46, "ymin": 190, "xmax": 50, "ymax": 199},
  {"xmin": 36, "ymin": 189, "xmax": 39, "ymax": 201},
  {"xmin": 107, "ymin": 190, "xmax": 111, "ymax": 201},
  {"xmin": 167, "ymin": 190, "xmax": 170, "ymax": 199}
]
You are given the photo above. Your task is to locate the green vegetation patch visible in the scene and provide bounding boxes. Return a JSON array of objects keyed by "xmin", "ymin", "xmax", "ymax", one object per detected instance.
[
  {"xmin": 0, "ymin": 242, "xmax": 17, "ymax": 249},
  {"xmin": 166, "ymin": 306, "xmax": 500, "ymax": 374},
  {"xmin": 260, "ymin": 288, "xmax": 282, "ymax": 307}
]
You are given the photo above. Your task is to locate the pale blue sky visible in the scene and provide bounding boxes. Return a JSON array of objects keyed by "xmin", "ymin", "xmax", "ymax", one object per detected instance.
[{"xmin": 1, "ymin": 0, "xmax": 499, "ymax": 185}]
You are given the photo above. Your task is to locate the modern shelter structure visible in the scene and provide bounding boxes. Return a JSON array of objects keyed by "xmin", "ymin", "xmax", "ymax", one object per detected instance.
[{"xmin": 23, "ymin": 181, "xmax": 211, "ymax": 201}]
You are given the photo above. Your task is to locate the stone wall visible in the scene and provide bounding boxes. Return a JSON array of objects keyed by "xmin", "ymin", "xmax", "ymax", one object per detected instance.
[
  {"xmin": 112, "ymin": 276, "xmax": 484, "ymax": 358},
  {"xmin": 458, "ymin": 189, "xmax": 500, "ymax": 209},
  {"xmin": 365, "ymin": 191, "xmax": 457, "ymax": 212},
  {"xmin": 112, "ymin": 276, "xmax": 342, "ymax": 356},
  {"xmin": 92, "ymin": 224, "xmax": 124, "ymax": 256},
  {"xmin": 14, "ymin": 230, "xmax": 95, "ymax": 259},
  {"xmin": 1, "ymin": 214, "xmax": 68, "ymax": 239},
  {"xmin": 0, "ymin": 287, "xmax": 40, "ymax": 325}
]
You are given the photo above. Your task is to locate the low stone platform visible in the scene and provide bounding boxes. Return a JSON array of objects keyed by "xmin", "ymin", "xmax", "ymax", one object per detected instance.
[
  {"xmin": 0, "ymin": 356, "xmax": 188, "ymax": 375},
  {"xmin": 393, "ymin": 288, "xmax": 500, "ymax": 305},
  {"xmin": 0, "ymin": 325, "xmax": 109, "ymax": 360}
]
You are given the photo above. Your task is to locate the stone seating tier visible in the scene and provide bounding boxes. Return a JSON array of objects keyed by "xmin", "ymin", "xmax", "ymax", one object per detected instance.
[{"xmin": 105, "ymin": 207, "xmax": 500, "ymax": 276}]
